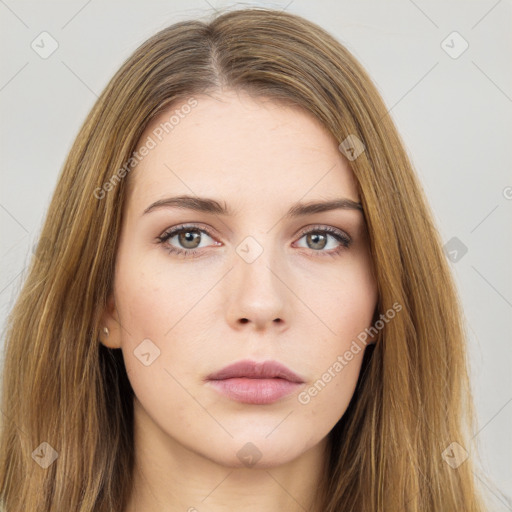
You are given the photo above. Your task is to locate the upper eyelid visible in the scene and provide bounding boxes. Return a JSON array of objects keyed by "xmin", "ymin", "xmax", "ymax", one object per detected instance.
[{"xmin": 159, "ymin": 223, "xmax": 217, "ymax": 241}]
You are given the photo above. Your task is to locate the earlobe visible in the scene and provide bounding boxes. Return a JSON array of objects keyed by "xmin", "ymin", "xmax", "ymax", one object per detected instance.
[
  {"xmin": 98, "ymin": 294, "xmax": 122, "ymax": 349},
  {"xmin": 368, "ymin": 327, "xmax": 379, "ymax": 345}
]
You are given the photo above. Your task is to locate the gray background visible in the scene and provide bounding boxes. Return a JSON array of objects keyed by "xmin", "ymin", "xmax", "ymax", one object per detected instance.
[{"xmin": 1, "ymin": 0, "xmax": 511, "ymax": 508}]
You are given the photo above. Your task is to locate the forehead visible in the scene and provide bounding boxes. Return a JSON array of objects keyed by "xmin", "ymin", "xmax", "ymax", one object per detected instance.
[{"xmin": 126, "ymin": 90, "xmax": 359, "ymax": 213}]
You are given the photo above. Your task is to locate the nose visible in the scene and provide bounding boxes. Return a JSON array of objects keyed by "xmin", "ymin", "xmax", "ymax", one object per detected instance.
[{"xmin": 224, "ymin": 245, "xmax": 290, "ymax": 332}]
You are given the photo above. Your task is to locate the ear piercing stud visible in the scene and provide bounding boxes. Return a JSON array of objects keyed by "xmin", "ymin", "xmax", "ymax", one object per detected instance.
[{"xmin": 103, "ymin": 326, "xmax": 109, "ymax": 337}]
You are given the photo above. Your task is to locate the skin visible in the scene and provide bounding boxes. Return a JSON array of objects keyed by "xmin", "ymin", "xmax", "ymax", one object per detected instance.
[{"xmin": 100, "ymin": 89, "xmax": 378, "ymax": 512}]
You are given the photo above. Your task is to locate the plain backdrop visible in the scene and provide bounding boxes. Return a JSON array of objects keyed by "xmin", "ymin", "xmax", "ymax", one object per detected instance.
[{"xmin": 1, "ymin": 0, "xmax": 511, "ymax": 508}]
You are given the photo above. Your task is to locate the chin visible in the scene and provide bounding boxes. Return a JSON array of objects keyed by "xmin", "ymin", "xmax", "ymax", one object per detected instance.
[{"xmin": 202, "ymin": 437, "xmax": 311, "ymax": 470}]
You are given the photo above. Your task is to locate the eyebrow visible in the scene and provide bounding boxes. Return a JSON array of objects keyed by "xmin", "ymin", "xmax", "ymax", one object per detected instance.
[{"xmin": 143, "ymin": 195, "xmax": 363, "ymax": 217}]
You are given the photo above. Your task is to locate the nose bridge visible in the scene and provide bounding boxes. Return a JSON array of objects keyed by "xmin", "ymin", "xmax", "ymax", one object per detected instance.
[{"xmin": 225, "ymin": 232, "xmax": 289, "ymax": 330}]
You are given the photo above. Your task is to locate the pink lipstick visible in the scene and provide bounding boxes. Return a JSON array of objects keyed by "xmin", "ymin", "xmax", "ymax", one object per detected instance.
[{"xmin": 205, "ymin": 359, "xmax": 305, "ymax": 405}]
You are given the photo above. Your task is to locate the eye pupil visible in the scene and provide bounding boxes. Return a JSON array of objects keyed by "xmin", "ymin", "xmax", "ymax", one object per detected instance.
[
  {"xmin": 307, "ymin": 233, "xmax": 327, "ymax": 250},
  {"xmin": 179, "ymin": 230, "xmax": 201, "ymax": 249}
]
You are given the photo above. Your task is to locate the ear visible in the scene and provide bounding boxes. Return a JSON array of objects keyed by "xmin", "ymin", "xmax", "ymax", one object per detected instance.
[
  {"xmin": 98, "ymin": 293, "xmax": 122, "ymax": 349},
  {"xmin": 366, "ymin": 335, "xmax": 378, "ymax": 346},
  {"xmin": 360, "ymin": 330, "xmax": 378, "ymax": 347},
  {"xmin": 367, "ymin": 324, "xmax": 380, "ymax": 346},
  {"xmin": 364, "ymin": 304, "xmax": 383, "ymax": 346}
]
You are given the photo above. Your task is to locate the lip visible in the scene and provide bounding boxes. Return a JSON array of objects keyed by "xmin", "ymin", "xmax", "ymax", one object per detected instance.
[{"xmin": 205, "ymin": 360, "xmax": 305, "ymax": 405}]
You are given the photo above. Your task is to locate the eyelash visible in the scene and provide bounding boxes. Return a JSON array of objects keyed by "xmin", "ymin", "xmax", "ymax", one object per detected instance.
[{"xmin": 156, "ymin": 224, "xmax": 352, "ymax": 259}]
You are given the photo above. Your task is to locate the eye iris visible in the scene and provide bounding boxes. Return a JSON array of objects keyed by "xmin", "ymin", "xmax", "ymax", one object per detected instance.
[
  {"xmin": 307, "ymin": 232, "xmax": 327, "ymax": 250},
  {"xmin": 168, "ymin": 229, "xmax": 341, "ymax": 252},
  {"xmin": 179, "ymin": 230, "xmax": 201, "ymax": 249}
]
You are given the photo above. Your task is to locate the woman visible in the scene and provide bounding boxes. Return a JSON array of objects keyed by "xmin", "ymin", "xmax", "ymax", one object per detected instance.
[{"xmin": 0, "ymin": 7, "xmax": 490, "ymax": 511}]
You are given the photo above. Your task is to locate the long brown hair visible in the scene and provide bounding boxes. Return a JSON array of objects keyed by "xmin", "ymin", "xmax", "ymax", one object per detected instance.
[{"xmin": 0, "ymin": 7, "xmax": 490, "ymax": 511}]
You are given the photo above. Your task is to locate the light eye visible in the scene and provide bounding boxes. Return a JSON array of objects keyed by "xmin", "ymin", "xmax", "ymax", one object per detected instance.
[
  {"xmin": 167, "ymin": 228, "xmax": 214, "ymax": 250},
  {"xmin": 295, "ymin": 230, "xmax": 347, "ymax": 251},
  {"xmin": 157, "ymin": 224, "xmax": 351, "ymax": 259},
  {"xmin": 157, "ymin": 225, "xmax": 219, "ymax": 258},
  {"xmin": 292, "ymin": 227, "xmax": 351, "ymax": 257}
]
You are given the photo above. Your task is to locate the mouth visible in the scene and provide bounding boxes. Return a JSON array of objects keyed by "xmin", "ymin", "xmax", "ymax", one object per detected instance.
[{"xmin": 205, "ymin": 359, "xmax": 305, "ymax": 405}]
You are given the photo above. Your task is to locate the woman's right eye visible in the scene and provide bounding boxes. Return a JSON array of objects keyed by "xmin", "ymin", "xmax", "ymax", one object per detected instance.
[{"xmin": 157, "ymin": 225, "xmax": 219, "ymax": 258}]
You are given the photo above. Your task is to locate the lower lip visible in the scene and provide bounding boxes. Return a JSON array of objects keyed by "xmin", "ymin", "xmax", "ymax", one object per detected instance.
[{"xmin": 207, "ymin": 377, "xmax": 302, "ymax": 404}]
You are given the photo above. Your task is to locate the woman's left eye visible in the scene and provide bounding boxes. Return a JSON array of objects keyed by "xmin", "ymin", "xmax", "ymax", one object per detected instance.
[
  {"xmin": 293, "ymin": 227, "xmax": 352, "ymax": 256},
  {"xmin": 157, "ymin": 224, "xmax": 351, "ymax": 258}
]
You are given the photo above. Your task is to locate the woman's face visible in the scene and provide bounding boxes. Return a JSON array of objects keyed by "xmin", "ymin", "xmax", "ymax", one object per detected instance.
[{"xmin": 102, "ymin": 89, "xmax": 378, "ymax": 468}]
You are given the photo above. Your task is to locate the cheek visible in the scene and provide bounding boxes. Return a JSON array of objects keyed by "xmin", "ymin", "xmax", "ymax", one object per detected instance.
[
  {"xmin": 295, "ymin": 256, "xmax": 376, "ymax": 410},
  {"xmin": 298, "ymin": 352, "xmax": 364, "ymax": 421},
  {"xmin": 336, "ymin": 250, "xmax": 377, "ymax": 328},
  {"xmin": 297, "ymin": 286, "xmax": 373, "ymax": 422},
  {"xmin": 114, "ymin": 247, "xmax": 210, "ymax": 340},
  {"xmin": 298, "ymin": 253, "xmax": 377, "ymax": 343},
  {"xmin": 113, "ymin": 249, "xmax": 216, "ymax": 391},
  {"xmin": 114, "ymin": 258, "xmax": 203, "ymax": 429}
]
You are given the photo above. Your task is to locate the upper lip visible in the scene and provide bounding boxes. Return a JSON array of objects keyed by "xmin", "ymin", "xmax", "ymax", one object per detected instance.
[{"xmin": 206, "ymin": 360, "xmax": 305, "ymax": 383}]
